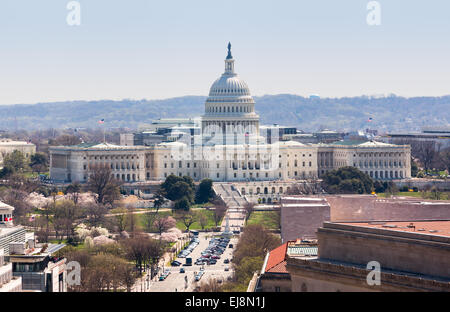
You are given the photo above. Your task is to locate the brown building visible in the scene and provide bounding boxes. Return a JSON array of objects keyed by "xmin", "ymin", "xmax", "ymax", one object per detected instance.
[
  {"xmin": 281, "ymin": 194, "xmax": 450, "ymax": 242},
  {"xmin": 255, "ymin": 240, "xmax": 318, "ymax": 292},
  {"xmin": 286, "ymin": 221, "xmax": 450, "ymax": 292}
]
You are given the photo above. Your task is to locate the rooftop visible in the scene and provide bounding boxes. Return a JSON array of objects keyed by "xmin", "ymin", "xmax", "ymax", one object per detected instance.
[
  {"xmin": 263, "ymin": 240, "xmax": 318, "ymax": 274},
  {"xmin": 339, "ymin": 220, "xmax": 450, "ymax": 238},
  {"xmin": 0, "ymin": 139, "xmax": 35, "ymax": 146}
]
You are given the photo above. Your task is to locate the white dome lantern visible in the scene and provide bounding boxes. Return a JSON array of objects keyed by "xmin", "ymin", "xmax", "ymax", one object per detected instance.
[{"xmin": 202, "ymin": 43, "xmax": 260, "ymax": 141}]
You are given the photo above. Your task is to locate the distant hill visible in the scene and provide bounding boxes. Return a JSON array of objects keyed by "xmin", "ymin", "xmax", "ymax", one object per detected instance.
[{"xmin": 0, "ymin": 94, "xmax": 449, "ymax": 132}]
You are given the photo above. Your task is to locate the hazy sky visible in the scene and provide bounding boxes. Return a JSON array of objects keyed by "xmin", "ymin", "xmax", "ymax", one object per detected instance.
[{"xmin": 1, "ymin": 0, "xmax": 449, "ymax": 105}]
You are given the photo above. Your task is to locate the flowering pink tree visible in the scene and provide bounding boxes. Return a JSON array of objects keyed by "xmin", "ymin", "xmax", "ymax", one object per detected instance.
[{"xmin": 153, "ymin": 216, "xmax": 176, "ymax": 235}]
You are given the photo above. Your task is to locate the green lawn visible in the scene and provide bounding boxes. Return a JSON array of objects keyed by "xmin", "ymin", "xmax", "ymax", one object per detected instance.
[
  {"xmin": 132, "ymin": 209, "xmax": 220, "ymax": 232},
  {"xmin": 246, "ymin": 211, "xmax": 280, "ymax": 230},
  {"xmin": 378, "ymin": 191, "xmax": 450, "ymax": 200}
]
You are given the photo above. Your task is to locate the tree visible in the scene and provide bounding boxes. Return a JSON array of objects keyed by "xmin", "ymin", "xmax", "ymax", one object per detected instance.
[
  {"xmin": 411, "ymin": 157, "xmax": 419, "ymax": 177},
  {"xmin": 384, "ymin": 181, "xmax": 399, "ymax": 197},
  {"xmin": 30, "ymin": 152, "xmax": 48, "ymax": 174},
  {"xmin": 50, "ymin": 134, "xmax": 82, "ymax": 146},
  {"xmin": 0, "ymin": 166, "xmax": 14, "ymax": 179},
  {"xmin": 197, "ymin": 211, "xmax": 209, "ymax": 230},
  {"xmin": 114, "ymin": 207, "xmax": 128, "ymax": 233},
  {"xmin": 196, "ymin": 278, "xmax": 223, "ymax": 292},
  {"xmin": 167, "ymin": 181, "xmax": 194, "ymax": 203},
  {"xmin": 416, "ymin": 141, "xmax": 437, "ymax": 173},
  {"xmin": 152, "ymin": 190, "xmax": 167, "ymax": 210},
  {"xmin": 174, "ymin": 196, "xmax": 191, "ymax": 211},
  {"xmin": 3, "ymin": 150, "xmax": 26, "ymax": 172},
  {"xmin": 322, "ymin": 166, "xmax": 374, "ymax": 194},
  {"xmin": 180, "ymin": 211, "xmax": 196, "ymax": 232},
  {"xmin": 65, "ymin": 251, "xmax": 137, "ymax": 292},
  {"xmin": 195, "ymin": 179, "xmax": 215, "ymax": 204},
  {"xmin": 124, "ymin": 207, "xmax": 140, "ymax": 236},
  {"xmin": 53, "ymin": 199, "xmax": 81, "ymax": 243},
  {"xmin": 153, "ymin": 215, "xmax": 176, "ymax": 235},
  {"xmin": 86, "ymin": 165, "xmax": 121, "ymax": 205},
  {"xmin": 223, "ymin": 224, "xmax": 281, "ymax": 290},
  {"xmin": 65, "ymin": 182, "xmax": 82, "ymax": 205},
  {"xmin": 160, "ymin": 174, "xmax": 194, "ymax": 203},
  {"xmin": 243, "ymin": 202, "xmax": 255, "ymax": 222},
  {"xmin": 212, "ymin": 203, "xmax": 227, "ymax": 228},
  {"xmin": 122, "ymin": 236, "xmax": 166, "ymax": 276},
  {"xmin": 85, "ymin": 203, "xmax": 108, "ymax": 227}
]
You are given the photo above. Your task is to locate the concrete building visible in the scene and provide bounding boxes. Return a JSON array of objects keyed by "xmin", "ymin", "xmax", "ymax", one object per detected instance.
[
  {"xmin": 317, "ymin": 140, "xmax": 411, "ymax": 180},
  {"xmin": 0, "ymin": 139, "xmax": 36, "ymax": 168},
  {"xmin": 49, "ymin": 142, "xmax": 154, "ymax": 183},
  {"xmin": 0, "ymin": 200, "xmax": 67, "ymax": 292},
  {"xmin": 8, "ymin": 243, "xmax": 67, "ymax": 292},
  {"xmin": 0, "ymin": 248, "xmax": 22, "ymax": 292},
  {"xmin": 280, "ymin": 195, "xmax": 450, "ymax": 242},
  {"xmin": 255, "ymin": 239, "xmax": 318, "ymax": 292},
  {"xmin": 382, "ymin": 127, "xmax": 450, "ymax": 150},
  {"xmin": 286, "ymin": 221, "xmax": 450, "ymax": 292}
]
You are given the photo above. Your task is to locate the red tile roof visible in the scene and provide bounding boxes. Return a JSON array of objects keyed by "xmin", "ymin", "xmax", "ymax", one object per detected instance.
[{"xmin": 265, "ymin": 242, "xmax": 288, "ymax": 273}]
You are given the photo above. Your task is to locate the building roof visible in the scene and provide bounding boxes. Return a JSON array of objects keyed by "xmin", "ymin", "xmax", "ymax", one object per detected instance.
[
  {"xmin": 264, "ymin": 241, "xmax": 319, "ymax": 274},
  {"xmin": 0, "ymin": 200, "xmax": 14, "ymax": 211},
  {"xmin": 341, "ymin": 221, "xmax": 450, "ymax": 238},
  {"xmin": 0, "ymin": 139, "xmax": 35, "ymax": 146},
  {"xmin": 264, "ymin": 242, "xmax": 288, "ymax": 273}
]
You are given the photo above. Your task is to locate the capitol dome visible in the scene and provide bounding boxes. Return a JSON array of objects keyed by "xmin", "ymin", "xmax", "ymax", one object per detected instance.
[
  {"xmin": 205, "ymin": 42, "xmax": 254, "ymax": 103},
  {"xmin": 208, "ymin": 75, "xmax": 251, "ymax": 97},
  {"xmin": 202, "ymin": 43, "xmax": 260, "ymax": 141}
]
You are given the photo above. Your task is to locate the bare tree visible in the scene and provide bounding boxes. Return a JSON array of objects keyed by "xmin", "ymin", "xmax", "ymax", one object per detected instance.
[
  {"xmin": 197, "ymin": 211, "xmax": 209, "ymax": 230},
  {"xmin": 86, "ymin": 164, "xmax": 121, "ymax": 205},
  {"xmin": 153, "ymin": 215, "xmax": 176, "ymax": 235},
  {"xmin": 195, "ymin": 278, "xmax": 223, "ymax": 292},
  {"xmin": 180, "ymin": 211, "xmax": 196, "ymax": 232},
  {"xmin": 243, "ymin": 202, "xmax": 255, "ymax": 222},
  {"xmin": 85, "ymin": 203, "xmax": 108, "ymax": 227},
  {"xmin": 212, "ymin": 204, "xmax": 227, "ymax": 228}
]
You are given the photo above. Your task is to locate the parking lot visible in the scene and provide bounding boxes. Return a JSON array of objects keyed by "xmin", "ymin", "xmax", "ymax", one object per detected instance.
[{"xmin": 148, "ymin": 232, "xmax": 238, "ymax": 292}]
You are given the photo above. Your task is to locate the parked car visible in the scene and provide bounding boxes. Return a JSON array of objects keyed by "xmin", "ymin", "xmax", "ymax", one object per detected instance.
[
  {"xmin": 171, "ymin": 260, "xmax": 182, "ymax": 266},
  {"xmin": 224, "ymin": 259, "xmax": 229, "ymax": 264},
  {"xmin": 224, "ymin": 266, "xmax": 229, "ymax": 271},
  {"xmin": 179, "ymin": 268, "xmax": 185, "ymax": 273}
]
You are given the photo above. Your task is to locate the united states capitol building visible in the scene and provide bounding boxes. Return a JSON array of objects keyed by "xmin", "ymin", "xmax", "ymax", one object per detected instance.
[{"xmin": 49, "ymin": 44, "xmax": 411, "ymax": 184}]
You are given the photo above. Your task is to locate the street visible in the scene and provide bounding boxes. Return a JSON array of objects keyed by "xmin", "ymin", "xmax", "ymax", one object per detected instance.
[{"xmin": 143, "ymin": 232, "xmax": 238, "ymax": 292}]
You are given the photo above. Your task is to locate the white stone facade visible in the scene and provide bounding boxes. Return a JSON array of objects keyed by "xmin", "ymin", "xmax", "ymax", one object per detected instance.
[
  {"xmin": 49, "ymin": 44, "xmax": 411, "ymax": 184},
  {"xmin": 0, "ymin": 139, "xmax": 36, "ymax": 168}
]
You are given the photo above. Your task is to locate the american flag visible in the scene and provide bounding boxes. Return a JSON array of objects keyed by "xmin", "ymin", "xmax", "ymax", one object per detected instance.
[
  {"xmin": 98, "ymin": 119, "xmax": 105, "ymax": 124},
  {"xmin": 367, "ymin": 117, "xmax": 373, "ymax": 122}
]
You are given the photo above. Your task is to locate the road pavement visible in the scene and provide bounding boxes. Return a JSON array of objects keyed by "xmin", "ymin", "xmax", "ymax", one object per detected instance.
[{"xmin": 146, "ymin": 232, "xmax": 237, "ymax": 292}]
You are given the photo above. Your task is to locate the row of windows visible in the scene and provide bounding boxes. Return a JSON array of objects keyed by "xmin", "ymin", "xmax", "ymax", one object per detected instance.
[
  {"xmin": 206, "ymin": 106, "xmax": 252, "ymax": 113},
  {"xmin": 83, "ymin": 155, "xmax": 140, "ymax": 160},
  {"xmin": 279, "ymin": 161, "xmax": 312, "ymax": 168},
  {"xmin": 356, "ymin": 160, "xmax": 404, "ymax": 168},
  {"xmin": 84, "ymin": 163, "xmax": 140, "ymax": 170},
  {"xmin": 164, "ymin": 162, "xmax": 198, "ymax": 169},
  {"xmin": 356, "ymin": 152, "xmax": 405, "ymax": 157},
  {"xmin": 281, "ymin": 154, "xmax": 312, "ymax": 158}
]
